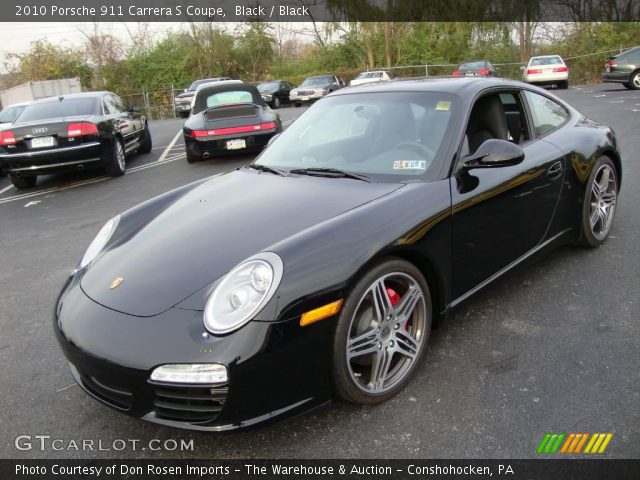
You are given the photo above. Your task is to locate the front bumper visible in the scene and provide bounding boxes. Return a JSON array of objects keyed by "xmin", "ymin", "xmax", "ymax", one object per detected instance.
[
  {"xmin": 0, "ymin": 142, "xmax": 103, "ymax": 176},
  {"xmin": 290, "ymin": 91, "xmax": 325, "ymax": 103},
  {"xmin": 54, "ymin": 275, "xmax": 332, "ymax": 430}
]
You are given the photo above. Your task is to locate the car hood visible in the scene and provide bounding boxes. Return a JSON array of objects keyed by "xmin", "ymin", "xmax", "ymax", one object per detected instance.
[
  {"xmin": 176, "ymin": 92, "xmax": 195, "ymax": 99},
  {"xmin": 81, "ymin": 169, "xmax": 403, "ymax": 317}
]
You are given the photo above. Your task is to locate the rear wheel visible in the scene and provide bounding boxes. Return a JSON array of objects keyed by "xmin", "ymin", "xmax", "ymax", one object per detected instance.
[
  {"xmin": 629, "ymin": 71, "xmax": 640, "ymax": 90},
  {"xmin": 137, "ymin": 123, "xmax": 152, "ymax": 154},
  {"xmin": 558, "ymin": 80, "xmax": 569, "ymax": 89},
  {"xmin": 332, "ymin": 258, "xmax": 431, "ymax": 404},
  {"xmin": 294, "ymin": 102, "xmax": 301, "ymax": 108},
  {"xmin": 179, "ymin": 111, "xmax": 189, "ymax": 118},
  {"xmin": 579, "ymin": 156, "xmax": 618, "ymax": 248},
  {"xmin": 186, "ymin": 149, "xmax": 201, "ymax": 164},
  {"xmin": 104, "ymin": 137, "xmax": 126, "ymax": 177},
  {"xmin": 9, "ymin": 175, "xmax": 37, "ymax": 189}
]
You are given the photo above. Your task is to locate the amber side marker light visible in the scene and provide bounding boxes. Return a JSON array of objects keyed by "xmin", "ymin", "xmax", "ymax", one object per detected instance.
[{"xmin": 300, "ymin": 300, "xmax": 343, "ymax": 327}]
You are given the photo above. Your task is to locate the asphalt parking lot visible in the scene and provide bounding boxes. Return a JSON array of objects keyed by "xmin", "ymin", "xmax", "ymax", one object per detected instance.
[{"xmin": 1, "ymin": 86, "xmax": 638, "ymax": 459}]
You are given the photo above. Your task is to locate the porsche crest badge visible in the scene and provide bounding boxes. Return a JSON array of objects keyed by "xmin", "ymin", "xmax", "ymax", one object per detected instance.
[{"xmin": 110, "ymin": 277, "xmax": 124, "ymax": 289}]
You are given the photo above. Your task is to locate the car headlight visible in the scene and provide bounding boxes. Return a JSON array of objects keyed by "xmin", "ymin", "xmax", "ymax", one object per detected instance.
[
  {"xmin": 78, "ymin": 215, "xmax": 120, "ymax": 269},
  {"xmin": 262, "ymin": 94, "xmax": 272, "ymax": 101},
  {"xmin": 204, "ymin": 252, "xmax": 284, "ymax": 334}
]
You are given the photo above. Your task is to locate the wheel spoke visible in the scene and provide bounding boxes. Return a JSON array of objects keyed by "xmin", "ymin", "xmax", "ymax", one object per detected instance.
[
  {"xmin": 371, "ymin": 278, "xmax": 392, "ymax": 323},
  {"xmin": 601, "ymin": 192, "xmax": 616, "ymax": 207},
  {"xmin": 591, "ymin": 180, "xmax": 601, "ymax": 198},
  {"xmin": 597, "ymin": 207, "xmax": 607, "ymax": 229},
  {"xmin": 370, "ymin": 348, "xmax": 393, "ymax": 391},
  {"xmin": 598, "ymin": 167, "xmax": 610, "ymax": 192},
  {"xmin": 590, "ymin": 205, "xmax": 600, "ymax": 229},
  {"xmin": 394, "ymin": 330, "xmax": 419, "ymax": 360},
  {"xmin": 347, "ymin": 329, "xmax": 379, "ymax": 359},
  {"xmin": 394, "ymin": 286, "xmax": 422, "ymax": 325}
]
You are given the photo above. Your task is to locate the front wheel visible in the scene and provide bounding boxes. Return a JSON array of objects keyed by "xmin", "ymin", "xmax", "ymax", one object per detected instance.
[
  {"xmin": 332, "ymin": 258, "xmax": 431, "ymax": 404},
  {"xmin": 273, "ymin": 96, "xmax": 281, "ymax": 108},
  {"xmin": 10, "ymin": 175, "xmax": 37, "ymax": 189},
  {"xmin": 579, "ymin": 157, "xmax": 618, "ymax": 248},
  {"xmin": 104, "ymin": 137, "xmax": 126, "ymax": 177}
]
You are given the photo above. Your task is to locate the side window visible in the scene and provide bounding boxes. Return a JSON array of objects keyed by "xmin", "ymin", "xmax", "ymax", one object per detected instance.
[
  {"xmin": 112, "ymin": 95, "xmax": 126, "ymax": 113},
  {"xmin": 523, "ymin": 91, "xmax": 569, "ymax": 137},
  {"xmin": 629, "ymin": 49, "xmax": 640, "ymax": 64},
  {"xmin": 103, "ymin": 95, "xmax": 121, "ymax": 115}
]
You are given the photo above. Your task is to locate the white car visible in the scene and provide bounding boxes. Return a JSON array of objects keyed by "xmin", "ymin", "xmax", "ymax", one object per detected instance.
[
  {"xmin": 0, "ymin": 101, "xmax": 30, "ymax": 130},
  {"xmin": 349, "ymin": 70, "xmax": 391, "ymax": 86},
  {"xmin": 522, "ymin": 55, "xmax": 569, "ymax": 89}
]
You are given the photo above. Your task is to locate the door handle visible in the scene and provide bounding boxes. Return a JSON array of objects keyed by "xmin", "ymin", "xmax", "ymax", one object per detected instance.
[{"xmin": 547, "ymin": 161, "xmax": 562, "ymax": 178}]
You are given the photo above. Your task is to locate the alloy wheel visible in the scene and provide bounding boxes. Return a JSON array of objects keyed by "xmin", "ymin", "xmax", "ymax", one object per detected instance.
[
  {"xmin": 346, "ymin": 272, "xmax": 427, "ymax": 394},
  {"xmin": 116, "ymin": 140, "xmax": 125, "ymax": 171},
  {"xmin": 633, "ymin": 72, "xmax": 640, "ymax": 89},
  {"xmin": 589, "ymin": 163, "xmax": 617, "ymax": 241}
]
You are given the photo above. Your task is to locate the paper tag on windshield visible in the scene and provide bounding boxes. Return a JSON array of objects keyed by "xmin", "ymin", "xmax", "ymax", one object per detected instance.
[
  {"xmin": 393, "ymin": 160, "xmax": 427, "ymax": 170},
  {"xmin": 435, "ymin": 101, "xmax": 451, "ymax": 111}
]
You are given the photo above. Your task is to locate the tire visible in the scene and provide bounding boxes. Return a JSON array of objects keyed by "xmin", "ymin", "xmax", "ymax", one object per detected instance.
[
  {"xmin": 9, "ymin": 175, "xmax": 37, "ymax": 189},
  {"xmin": 294, "ymin": 102, "xmax": 301, "ymax": 108},
  {"xmin": 179, "ymin": 111, "xmax": 190, "ymax": 118},
  {"xmin": 628, "ymin": 70, "xmax": 640, "ymax": 90},
  {"xmin": 622, "ymin": 82, "xmax": 631, "ymax": 89},
  {"xmin": 104, "ymin": 137, "xmax": 126, "ymax": 177},
  {"xmin": 559, "ymin": 80, "xmax": 569, "ymax": 89},
  {"xmin": 186, "ymin": 149, "xmax": 201, "ymax": 164},
  {"xmin": 579, "ymin": 156, "xmax": 618, "ymax": 248},
  {"xmin": 332, "ymin": 258, "xmax": 432, "ymax": 404},
  {"xmin": 137, "ymin": 123, "xmax": 152, "ymax": 154},
  {"xmin": 273, "ymin": 96, "xmax": 281, "ymax": 109}
]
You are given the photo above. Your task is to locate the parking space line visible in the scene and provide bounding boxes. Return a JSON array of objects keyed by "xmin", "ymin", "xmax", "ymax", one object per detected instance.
[
  {"xmin": 155, "ymin": 130, "xmax": 182, "ymax": 164},
  {"xmin": 0, "ymin": 184, "xmax": 13, "ymax": 196}
]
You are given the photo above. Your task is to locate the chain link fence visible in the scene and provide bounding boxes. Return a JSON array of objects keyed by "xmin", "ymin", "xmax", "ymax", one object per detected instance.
[{"xmin": 116, "ymin": 46, "xmax": 636, "ymax": 120}]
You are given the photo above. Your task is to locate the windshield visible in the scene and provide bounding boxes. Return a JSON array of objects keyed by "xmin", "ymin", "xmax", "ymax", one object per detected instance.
[
  {"xmin": 459, "ymin": 61, "xmax": 487, "ymax": 71},
  {"xmin": 357, "ymin": 72, "xmax": 383, "ymax": 79},
  {"xmin": 530, "ymin": 56, "xmax": 563, "ymax": 66},
  {"xmin": 300, "ymin": 76, "xmax": 333, "ymax": 87},
  {"xmin": 258, "ymin": 82, "xmax": 279, "ymax": 92},
  {"xmin": 17, "ymin": 98, "xmax": 98, "ymax": 122},
  {"xmin": 256, "ymin": 92, "xmax": 458, "ymax": 182},
  {"xmin": 206, "ymin": 91, "xmax": 254, "ymax": 107},
  {"xmin": 188, "ymin": 79, "xmax": 217, "ymax": 91},
  {"xmin": 0, "ymin": 104, "xmax": 26, "ymax": 123}
]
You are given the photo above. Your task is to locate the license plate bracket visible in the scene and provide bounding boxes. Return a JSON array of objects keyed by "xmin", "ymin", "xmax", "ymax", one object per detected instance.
[
  {"xmin": 226, "ymin": 139, "xmax": 246, "ymax": 150},
  {"xmin": 30, "ymin": 136, "xmax": 55, "ymax": 149}
]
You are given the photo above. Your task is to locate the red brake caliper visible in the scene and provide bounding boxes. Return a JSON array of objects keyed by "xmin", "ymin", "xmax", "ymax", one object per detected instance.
[
  {"xmin": 386, "ymin": 287, "xmax": 400, "ymax": 306},
  {"xmin": 386, "ymin": 287, "xmax": 409, "ymax": 330}
]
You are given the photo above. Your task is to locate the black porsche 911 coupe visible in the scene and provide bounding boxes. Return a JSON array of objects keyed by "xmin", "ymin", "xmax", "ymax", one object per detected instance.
[
  {"xmin": 55, "ymin": 78, "xmax": 620, "ymax": 431},
  {"xmin": 183, "ymin": 83, "xmax": 282, "ymax": 163},
  {"xmin": 0, "ymin": 92, "xmax": 151, "ymax": 189}
]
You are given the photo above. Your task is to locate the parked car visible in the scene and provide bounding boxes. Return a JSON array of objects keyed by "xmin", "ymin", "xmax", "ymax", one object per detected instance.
[
  {"xmin": 257, "ymin": 80, "xmax": 295, "ymax": 108},
  {"xmin": 174, "ymin": 78, "xmax": 233, "ymax": 118},
  {"xmin": 289, "ymin": 75, "xmax": 345, "ymax": 106},
  {"xmin": 0, "ymin": 101, "xmax": 30, "ymax": 130},
  {"xmin": 350, "ymin": 70, "xmax": 392, "ymax": 86},
  {"xmin": 522, "ymin": 55, "xmax": 569, "ymax": 89},
  {"xmin": 183, "ymin": 82, "xmax": 281, "ymax": 163},
  {"xmin": 0, "ymin": 92, "xmax": 151, "ymax": 189},
  {"xmin": 602, "ymin": 46, "xmax": 640, "ymax": 90},
  {"xmin": 452, "ymin": 60, "xmax": 496, "ymax": 77},
  {"xmin": 55, "ymin": 78, "xmax": 620, "ymax": 431}
]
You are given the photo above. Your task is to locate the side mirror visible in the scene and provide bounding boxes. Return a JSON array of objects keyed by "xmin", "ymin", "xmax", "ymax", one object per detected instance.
[
  {"xmin": 462, "ymin": 139, "xmax": 524, "ymax": 169},
  {"xmin": 267, "ymin": 133, "xmax": 281, "ymax": 147},
  {"xmin": 129, "ymin": 105, "xmax": 141, "ymax": 113}
]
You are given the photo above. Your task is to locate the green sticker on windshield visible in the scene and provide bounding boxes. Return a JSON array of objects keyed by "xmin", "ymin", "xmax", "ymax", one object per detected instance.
[{"xmin": 435, "ymin": 101, "xmax": 451, "ymax": 111}]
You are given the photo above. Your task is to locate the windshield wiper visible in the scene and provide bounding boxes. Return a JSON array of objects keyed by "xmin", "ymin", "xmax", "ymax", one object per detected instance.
[
  {"xmin": 289, "ymin": 167, "xmax": 371, "ymax": 182},
  {"xmin": 245, "ymin": 164, "xmax": 289, "ymax": 177}
]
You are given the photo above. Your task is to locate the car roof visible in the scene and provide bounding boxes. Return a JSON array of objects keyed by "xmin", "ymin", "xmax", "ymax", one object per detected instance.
[
  {"xmin": 26, "ymin": 92, "xmax": 108, "ymax": 104},
  {"xmin": 0, "ymin": 101, "xmax": 31, "ymax": 110},
  {"xmin": 195, "ymin": 80, "xmax": 243, "ymax": 91},
  {"xmin": 529, "ymin": 55, "xmax": 563, "ymax": 59},
  {"xmin": 335, "ymin": 77, "xmax": 527, "ymax": 97}
]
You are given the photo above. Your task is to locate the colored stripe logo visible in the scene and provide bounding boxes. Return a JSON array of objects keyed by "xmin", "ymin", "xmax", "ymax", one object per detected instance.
[{"xmin": 537, "ymin": 433, "xmax": 613, "ymax": 454}]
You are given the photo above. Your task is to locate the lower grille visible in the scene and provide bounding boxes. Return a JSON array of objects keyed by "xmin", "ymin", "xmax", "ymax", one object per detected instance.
[
  {"xmin": 153, "ymin": 385, "xmax": 228, "ymax": 423},
  {"xmin": 80, "ymin": 374, "xmax": 133, "ymax": 411}
]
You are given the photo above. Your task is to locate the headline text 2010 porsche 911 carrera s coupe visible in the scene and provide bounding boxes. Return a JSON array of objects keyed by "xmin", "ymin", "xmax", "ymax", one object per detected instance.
[{"xmin": 55, "ymin": 78, "xmax": 621, "ymax": 431}]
